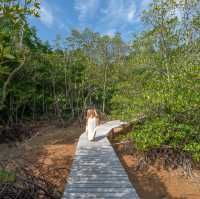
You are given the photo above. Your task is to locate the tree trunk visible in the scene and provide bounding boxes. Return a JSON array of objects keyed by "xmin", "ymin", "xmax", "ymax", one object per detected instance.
[
  {"xmin": 42, "ymin": 82, "xmax": 45, "ymax": 114},
  {"xmin": 32, "ymin": 95, "xmax": 36, "ymax": 121},
  {"xmin": 52, "ymin": 78, "xmax": 57, "ymax": 116},
  {"xmin": 102, "ymin": 64, "xmax": 108, "ymax": 113},
  {"xmin": 0, "ymin": 58, "xmax": 25, "ymax": 110}
]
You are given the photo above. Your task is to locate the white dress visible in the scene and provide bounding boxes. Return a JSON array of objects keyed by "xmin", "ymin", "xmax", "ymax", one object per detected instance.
[{"xmin": 86, "ymin": 117, "xmax": 97, "ymax": 141}]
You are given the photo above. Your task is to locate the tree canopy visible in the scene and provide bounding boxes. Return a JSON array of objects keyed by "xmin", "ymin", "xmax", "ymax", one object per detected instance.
[{"xmin": 0, "ymin": 0, "xmax": 200, "ymax": 161}]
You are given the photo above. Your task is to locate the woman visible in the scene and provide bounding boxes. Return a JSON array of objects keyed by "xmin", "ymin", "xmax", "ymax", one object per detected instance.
[{"xmin": 85, "ymin": 108, "xmax": 100, "ymax": 141}]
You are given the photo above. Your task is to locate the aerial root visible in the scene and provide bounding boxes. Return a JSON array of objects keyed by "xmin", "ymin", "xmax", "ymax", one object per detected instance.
[
  {"xmin": 0, "ymin": 158, "xmax": 64, "ymax": 199},
  {"xmin": 134, "ymin": 147, "xmax": 196, "ymax": 178},
  {"xmin": 115, "ymin": 141, "xmax": 199, "ymax": 178}
]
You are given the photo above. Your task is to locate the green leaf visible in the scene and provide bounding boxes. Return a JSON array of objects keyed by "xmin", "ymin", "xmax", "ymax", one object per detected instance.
[{"xmin": 3, "ymin": 54, "xmax": 15, "ymax": 60}]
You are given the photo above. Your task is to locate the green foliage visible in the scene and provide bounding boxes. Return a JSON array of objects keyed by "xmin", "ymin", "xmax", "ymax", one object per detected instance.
[
  {"xmin": 0, "ymin": 170, "xmax": 16, "ymax": 183},
  {"xmin": 0, "ymin": 1, "xmax": 127, "ymax": 122},
  {"xmin": 110, "ymin": 0, "xmax": 200, "ymax": 162},
  {"xmin": 0, "ymin": 0, "xmax": 199, "ymax": 163}
]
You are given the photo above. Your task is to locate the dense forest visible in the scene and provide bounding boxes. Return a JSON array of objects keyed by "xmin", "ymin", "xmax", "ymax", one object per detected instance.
[{"xmin": 0, "ymin": 0, "xmax": 200, "ymax": 165}]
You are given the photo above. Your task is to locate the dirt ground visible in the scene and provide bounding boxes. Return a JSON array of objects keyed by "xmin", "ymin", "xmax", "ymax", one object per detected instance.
[
  {"xmin": 113, "ymin": 143, "xmax": 200, "ymax": 199},
  {"xmin": 0, "ymin": 121, "xmax": 83, "ymax": 192},
  {"xmin": 1, "ymin": 123, "xmax": 200, "ymax": 199}
]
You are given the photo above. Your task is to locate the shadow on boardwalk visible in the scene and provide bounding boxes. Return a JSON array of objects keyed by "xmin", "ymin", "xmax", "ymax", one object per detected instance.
[
  {"xmin": 63, "ymin": 121, "xmax": 140, "ymax": 199},
  {"xmin": 94, "ymin": 135, "xmax": 105, "ymax": 141}
]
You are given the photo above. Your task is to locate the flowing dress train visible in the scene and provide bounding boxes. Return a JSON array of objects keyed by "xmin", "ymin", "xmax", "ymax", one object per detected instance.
[{"xmin": 86, "ymin": 117, "xmax": 97, "ymax": 141}]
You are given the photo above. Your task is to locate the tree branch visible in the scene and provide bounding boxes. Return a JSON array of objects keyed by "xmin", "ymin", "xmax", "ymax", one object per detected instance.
[{"xmin": 0, "ymin": 57, "xmax": 26, "ymax": 110}]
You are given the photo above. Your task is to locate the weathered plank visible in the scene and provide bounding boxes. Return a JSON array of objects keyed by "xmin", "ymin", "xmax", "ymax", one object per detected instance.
[{"xmin": 62, "ymin": 121, "xmax": 139, "ymax": 199}]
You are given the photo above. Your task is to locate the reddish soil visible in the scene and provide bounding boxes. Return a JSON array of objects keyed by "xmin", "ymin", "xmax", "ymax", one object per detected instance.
[
  {"xmin": 0, "ymin": 121, "xmax": 83, "ymax": 192},
  {"xmin": 113, "ymin": 143, "xmax": 200, "ymax": 199}
]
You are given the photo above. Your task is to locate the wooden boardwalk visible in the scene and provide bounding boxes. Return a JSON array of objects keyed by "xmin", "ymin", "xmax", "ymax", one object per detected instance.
[{"xmin": 62, "ymin": 121, "xmax": 139, "ymax": 199}]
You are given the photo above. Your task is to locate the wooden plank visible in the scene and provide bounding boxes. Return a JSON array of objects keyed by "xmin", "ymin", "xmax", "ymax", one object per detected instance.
[
  {"xmin": 63, "ymin": 192, "xmax": 138, "ymax": 198},
  {"xmin": 68, "ymin": 177, "xmax": 130, "ymax": 182},
  {"xmin": 66, "ymin": 187, "xmax": 136, "ymax": 193},
  {"xmin": 67, "ymin": 183, "xmax": 131, "ymax": 186},
  {"xmin": 62, "ymin": 121, "xmax": 139, "ymax": 199}
]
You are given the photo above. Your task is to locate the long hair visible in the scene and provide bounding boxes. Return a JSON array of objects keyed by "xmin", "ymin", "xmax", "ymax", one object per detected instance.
[{"xmin": 86, "ymin": 108, "xmax": 99, "ymax": 124}]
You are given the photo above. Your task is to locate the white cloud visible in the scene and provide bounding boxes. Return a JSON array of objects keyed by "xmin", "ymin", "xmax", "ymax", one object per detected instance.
[
  {"xmin": 93, "ymin": 0, "xmax": 137, "ymax": 39},
  {"xmin": 128, "ymin": 10, "xmax": 135, "ymax": 22},
  {"xmin": 40, "ymin": 3, "xmax": 54, "ymax": 27},
  {"xmin": 38, "ymin": 2, "xmax": 70, "ymax": 33},
  {"xmin": 141, "ymin": 0, "xmax": 152, "ymax": 8},
  {"xmin": 100, "ymin": 0, "xmax": 136, "ymax": 26},
  {"xmin": 75, "ymin": 0, "xmax": 99, "ymax": 20}
]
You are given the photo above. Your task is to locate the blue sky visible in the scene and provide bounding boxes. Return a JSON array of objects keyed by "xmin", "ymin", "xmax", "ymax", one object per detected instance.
[{"xmin": 29, "ymin": 0, "xmax": 152, "ymax": 44}]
